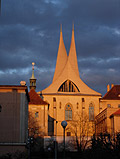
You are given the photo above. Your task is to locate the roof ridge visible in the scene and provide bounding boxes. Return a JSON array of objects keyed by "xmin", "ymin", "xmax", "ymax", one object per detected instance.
[
  {"xmin": 29, "ymin": 89, "xmax": 48, "ymax": 105},
  {"xmin": 102, "ymin": 85, "xmax": 120, "ymax": 100}
]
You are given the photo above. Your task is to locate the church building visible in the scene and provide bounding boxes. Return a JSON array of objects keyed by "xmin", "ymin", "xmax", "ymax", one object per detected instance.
[{"xmin": 38, "ymin": 25, "xmax": 102, "ymax": 137}]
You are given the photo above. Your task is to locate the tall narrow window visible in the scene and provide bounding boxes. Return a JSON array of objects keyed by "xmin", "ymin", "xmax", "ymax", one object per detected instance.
[
  {"xmin": 35, "ymin": 112, "xmax": 39, "ymax": 118},
  {"xmin": 65, "ymin": 104, "xmax": 72, "ymax": 120},
  {"xmin": 89, "ymin": 103, "xmax": 94, "ymax": 121}
]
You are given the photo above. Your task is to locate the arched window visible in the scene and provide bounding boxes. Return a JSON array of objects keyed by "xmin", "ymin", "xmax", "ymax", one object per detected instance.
[
  {"xmin": 89, "ymin": 103, "xmax": 94, "ymax": 121},
  {"xmin": 35, "ymin": 112, "xmax": 39, "ymax": 118},
  {"xmin": 58, "ymin": 80, "xmax": 80, "ymax": 92},
  {"xmin": 65, "ymin": 104, "xmax": 72, "ymax": 120}
]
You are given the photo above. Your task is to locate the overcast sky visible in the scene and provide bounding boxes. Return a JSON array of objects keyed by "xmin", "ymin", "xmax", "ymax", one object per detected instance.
[{"xmin": 0, "ymin": 0, "xmax": 120, "ymax": 96}]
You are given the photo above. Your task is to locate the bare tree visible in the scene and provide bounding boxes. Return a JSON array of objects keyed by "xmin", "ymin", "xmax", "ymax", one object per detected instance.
[
  {"xmin": 66, "ymin": 111, "xmax": 95, "ymax": 151},
  {"xmin": 28, "ymin": 111, "xmax": 44, "ymax": 138}
]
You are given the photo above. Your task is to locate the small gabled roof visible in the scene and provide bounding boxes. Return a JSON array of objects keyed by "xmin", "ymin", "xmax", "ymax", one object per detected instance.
[
  {"xmin": 110, "ymin": 109, "xmax": 120, "ymax": 118},
  {"xmin": 29, "ymin": 89, "xmax": 48, "ymax": 105},
  {"xmin": 102, "ymin": 85, "xmax": 120, "ymax": 100}
]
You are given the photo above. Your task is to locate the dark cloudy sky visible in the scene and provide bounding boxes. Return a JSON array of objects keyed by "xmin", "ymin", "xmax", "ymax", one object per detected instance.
[{"xmin": 0, "ymin": 0, "xmax": 120, "ymax": 96}]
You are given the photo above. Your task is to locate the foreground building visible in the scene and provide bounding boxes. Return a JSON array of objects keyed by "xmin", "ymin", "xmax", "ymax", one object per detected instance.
[
  {"xmin": 0, "ymin": 84, "xmax": 29, "ymax": 155},
  {"xmin": 29, "ymin": 62, "xmax": 49, "ymax": 137},
  {"xmin": 96, "ymin": 85, "xmax": 120, "ymax": 136},
  {"xmin": 38, "ymin": 25, "xmax": 102, "ymax": 138},
  {"xmin": 28, "ymin": 89, "xmax": 49, "ymax": 137},
  {"xmin": 28, "ymin": 26, "xmax": 120, "ymax": 149}
]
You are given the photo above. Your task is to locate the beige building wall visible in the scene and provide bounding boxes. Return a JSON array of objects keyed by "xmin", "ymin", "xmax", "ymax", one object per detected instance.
[
  {"xmin": 43, "ymin": 94, "xmax": 100, "ymax": 136},
  {"xmin": 110, "ymin": 115, "xmax": 120, "ymax": 135},
  {"xmin": 100, "ymin": 100, "xmax": 120, "ymax": 111},
  {"xmin": 114, "ymin": 116, "xmax": 120, "ymax": 132},
  {"xmin": 95, "ymin": 108, "xmax": 119, "ymax": 135},
  {"xmin": 29, "ymin": 104, "xmax": 48, "ymax": 136}
]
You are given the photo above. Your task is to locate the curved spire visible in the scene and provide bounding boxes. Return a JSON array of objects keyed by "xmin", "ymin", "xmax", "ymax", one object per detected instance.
[
  {"xmin": 52, "ymin": 24, "xmax": 68, "ymax": 82},
  {"xmin": 41, "ymin": 25, "xmax": 101, "ymax": 96},
  {"xmin": 68, "ymin": 24, "xmax": 79, "ymax": 77}
]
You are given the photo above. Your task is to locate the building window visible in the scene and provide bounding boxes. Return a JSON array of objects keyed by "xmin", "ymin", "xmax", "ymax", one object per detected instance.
[
  {"xmin": 65, "ymin": 104, "xmax": 72, "ymax": 120},
  {"xmin": 89, "ymin": 103, "xmax": 94, "ymax": 121},
  {"xmin": 35, "ymin": 112, "xmax": 39, "ymax": 118},
  {"xmin": 35, "ymin": 127, "xmax": 39, "ymax": 134},
  {"xmin": 67, "ymin": 132, "xmax": 71, "ymax": 136},
  {"xmin": 58, "ymin": 80, "xmax": 80, "ymax": 92},
  {"xmin": 118, "ymin": 104, "xmax": 120, "ymax": 108},
  {"xmin": 77, "ymin": 102, "xmax": 79, "ymax": 109},
  {"xmin": 59, "ymin": 102, "xmax": 62, "ymax": 109},
  {"xmin": 82, "ymin": 98, "xmax": 85, "ymax": 102},
  {"xmin": 53, "ymin": 97, "xmax": 56, "ymax": 102},
  {"xmin": 107, "ymin": 104, "xmax": 111, "ymax": 108}
]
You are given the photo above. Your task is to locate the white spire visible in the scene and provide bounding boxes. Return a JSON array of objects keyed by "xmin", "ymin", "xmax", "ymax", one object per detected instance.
[
  {"xmin": 68, "ymin": 24, "xmax": 79, "ymax": 77},
  {"xmin": 41, "ymin": 25, "xmax": 101, "ymax": 96},
  {"xmin": 52, "ymin": 24, "xmax": 68, "ymax": 82}
]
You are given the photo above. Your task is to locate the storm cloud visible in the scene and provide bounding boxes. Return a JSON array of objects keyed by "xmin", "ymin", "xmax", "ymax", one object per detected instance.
[{"xmin": 0, "ymin": 0, "xmax": 120, "ymax": 96}]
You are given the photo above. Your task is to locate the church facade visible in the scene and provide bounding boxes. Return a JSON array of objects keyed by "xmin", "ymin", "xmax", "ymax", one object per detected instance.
[{"xmin": 38, "ymin": 25, "xmax": 102, "ymax": 137}]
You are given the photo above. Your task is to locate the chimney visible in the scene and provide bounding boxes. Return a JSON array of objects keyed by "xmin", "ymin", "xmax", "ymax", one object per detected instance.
[
  {"xmin": 111, "ymin": 84, "xmax": 114, "ymax": 88},
  {"xmin": 107, "ymin": 84, "xmax": 110, "ymax": 92},
  {"xmin": 20, "ymin": 81, "xmax": 26, "ymax": 86}
]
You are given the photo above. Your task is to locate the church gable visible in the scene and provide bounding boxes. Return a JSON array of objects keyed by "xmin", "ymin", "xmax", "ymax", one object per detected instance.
[{"xmin": 41, "ymin": 25, "xmax": 101, "ymax": 96}]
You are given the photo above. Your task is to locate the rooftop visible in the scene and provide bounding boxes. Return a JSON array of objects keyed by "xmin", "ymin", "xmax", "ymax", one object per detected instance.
[
  {"xmin": 102, "ymin": 85, "xmax": 120, "ymax": 100},
  {"xmin": 29, "ymin": 89, "xmax": 48, "ymax": 105}
]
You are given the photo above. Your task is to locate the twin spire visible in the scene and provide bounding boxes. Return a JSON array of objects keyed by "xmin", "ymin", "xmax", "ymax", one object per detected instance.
[
  {"xmin": 42, "ymin": 24, "xmax": 101, "ymax": 95},
  {"xmin": 53, "ymin": 24, "xmax": 79, "ymax": 82}
]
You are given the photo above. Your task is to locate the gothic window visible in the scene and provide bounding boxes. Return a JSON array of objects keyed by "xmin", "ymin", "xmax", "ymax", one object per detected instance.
[
  {"xmin": 89, "ymin": 103, "xmax": 94, "ymax": 121},
  {"xmin": 58, "ymin": 80, "xmax": 80, "ymax": 92},
  {"xmin": 65, "ymin": 104, "xmax": 72, "ymax": 120},
  {"xmin": 35, "ymin": 112, "xmax": 39, "ymax": 118}
]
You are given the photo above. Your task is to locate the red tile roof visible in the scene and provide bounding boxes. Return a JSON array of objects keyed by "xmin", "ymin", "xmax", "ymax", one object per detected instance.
[
  {"xmin": 102, "ymin": 85, "xmax": 120, "ymax": 100},
  {"xmin": 29, "ymin": 89, "xmax": 48, "ymax": 105},
  {"xmin": 110, "ymin": 109, "xmax": 120, "ymax": 118}
]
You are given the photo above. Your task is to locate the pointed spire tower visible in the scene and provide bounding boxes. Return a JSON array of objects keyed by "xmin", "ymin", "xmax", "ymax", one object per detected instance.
[
  {"xmin": 41, "ymin": 25, "xmax": 101, "ymax": 96},
  {"xmin": 68, "ymin": 23, "xmax": 79, "ymax": 77},
  {"xmin": 52, "ymin": 24, "xmax": 68, "ymax": 82},
  {"xmin": 29, "ymin": 62, "xmax": 37, "ymax": 90}
]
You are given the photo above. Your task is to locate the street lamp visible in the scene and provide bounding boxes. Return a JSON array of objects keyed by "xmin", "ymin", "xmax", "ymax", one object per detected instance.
[{"xmin": 61, "ymin": 120, "xmax": 67, "ymax": 158}]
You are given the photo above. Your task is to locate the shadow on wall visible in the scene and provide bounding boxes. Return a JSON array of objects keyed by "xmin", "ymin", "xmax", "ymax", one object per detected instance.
[{"xmin": 48, "ymin": 115, "xmax": 54, "ymax": 136}]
